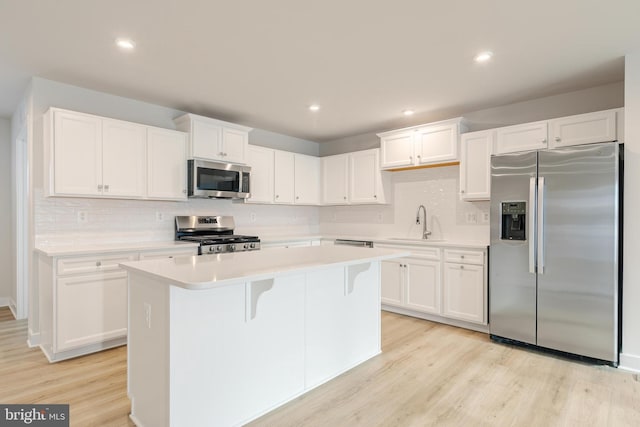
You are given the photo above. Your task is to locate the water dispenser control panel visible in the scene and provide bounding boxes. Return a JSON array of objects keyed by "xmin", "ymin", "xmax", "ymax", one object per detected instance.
[{"xmin": 501, "ymin": 201, "xmax": 526, "ymax": 241}]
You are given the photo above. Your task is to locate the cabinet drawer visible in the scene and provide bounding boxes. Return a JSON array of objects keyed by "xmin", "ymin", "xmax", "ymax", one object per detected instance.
[
  {"xmin": 443, "ymin": 249, "xmax": 484, "ymax": 265},
  {"xmin": 56, "ymin": 253, "xmax": 137, "ymax": 275}
]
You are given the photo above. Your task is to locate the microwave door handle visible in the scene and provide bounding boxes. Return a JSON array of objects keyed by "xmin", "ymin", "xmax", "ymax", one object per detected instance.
[{"xmin": 529, "ymin": 176, "xmax": 536, "ymax": 274}]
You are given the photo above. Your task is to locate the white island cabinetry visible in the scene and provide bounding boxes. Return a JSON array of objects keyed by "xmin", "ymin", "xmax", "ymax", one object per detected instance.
[{"xmin": 122, "ymin": 246, "xmax": 404, "ymax": 427}]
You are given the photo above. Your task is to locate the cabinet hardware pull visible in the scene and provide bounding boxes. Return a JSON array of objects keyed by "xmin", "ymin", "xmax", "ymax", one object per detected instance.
[
  {"xmin": 275, "ymin": 195, "xmax": 279, "ymax": 199},
  {"xmin": 542, "ymin": 139, "xmax": 547, "ymax": 144},
  {"xmin": 460, "ymin": 265, "xmax": 464, "ymax": 269},
  {"xmin": 374, "ymin": 195, "xmax": 377, "ymax": 198},
  {"xmin": 343, "ymin": 196, "xmax": 347, "ymax": 200},
  {"xmin": 461, "ymin": 255, "xmax": 465, "ymax": 259},
  {"xmin": 409, "ymin": 156, "xmax": 413, "ymax": 161},
  {"xmin": 296, "ymin": 196, "xmax": 299, "ymax": 200},
  {"xmin": 97, "ymin": 184, "xmax": 103, "ymax": 191},
  {"xmin": 461, "ymin": 190, "xmax": 465, "ymax": 193},
  {"xmin": 96, "ymin": 261, "xmax": 101, "ymax": 267},
  {"xmin": 104, "ymin": 185, "xmax": 109, "ymax": 191},
  {"xmin": 555, "ymin": 137, "xmax": 561, "ymax": 142}
]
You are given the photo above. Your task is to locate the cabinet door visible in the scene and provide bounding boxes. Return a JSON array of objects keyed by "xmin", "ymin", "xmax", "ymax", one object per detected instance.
[
  {"xmin": 443, "ymin": 263, "xmax": 485, "ymax": 324},
  {"xmin": 549, "ymin": 110, "xmax": 616, "ymax": 149},
  {"xmin": 405, "ymin": 258, "xmax": 441, "ymax": 315},
  {"xmin": 380, "ymin": 131, "xmax": 414, "ymax": 169},
  {"xmin": 191, "ymin": 118, "xmax": 222, "ymax": 160},
  {"xmin": 221, "ymin": 127, "xmax": 248, "ymax": 164},
  {"xmin": 246, "ymin": 146, "xmax": 274, "ymax": 203},
  {"xmin": 349, "ymin": 149, "xmax": 380, "ymax": 204},
  {"xmin": 322, "ymin": 154, "xmax": 349, "ymax": 204},
  {"xmin": 495, "ymin": 121, "xmax": 548, "ymax": 154},
  {"xmin": 381, "ymin": 260, "xmax": 403, "ymax": 307},
  {"xmin": 460, "ymin": 130, "xmax": 493, "ymax": 201},
  {"xmin": 147, "ymin": 127, "xmax": 187, "ymax": 200},
  {"xmin": 294, "ymin": 154, "xmax": 320, "ymax": 204},
  {"xmin": 56, "ymin": 271, "xmax": 128, "ymax": 351},
  {"xmin": 274, "ymin": 150, "xmax": 295, "ymax": 203},
  {"xmin": 102, "ymin": 118, "xmax": 146, "ymax": 198},
  {"xmin": 52, "ymin": 110, "xmax": 102, "ymax": 196},
  {"xmin": 415, "ymin": 123, "xmax": 458, "ymax": 164}
]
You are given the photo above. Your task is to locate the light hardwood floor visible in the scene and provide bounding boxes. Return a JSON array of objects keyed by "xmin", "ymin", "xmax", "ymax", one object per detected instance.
[{"xmin": 1, "ymin": 307, "xmax": 638, "ymax": 426}]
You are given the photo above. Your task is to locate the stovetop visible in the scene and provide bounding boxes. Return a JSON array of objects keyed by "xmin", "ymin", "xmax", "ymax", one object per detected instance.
[
  {"xmin": 179, "ymin": 235, "xmax": 260, "ymax": 245},
  {"xmin": 175, "ymin": 216, "xmax": 260, "ymax": 254}
]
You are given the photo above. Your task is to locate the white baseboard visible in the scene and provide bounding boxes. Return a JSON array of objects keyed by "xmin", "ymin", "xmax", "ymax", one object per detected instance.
[
  {"xmin": 619, "ymin": 353, "xmax": 640, "ymax": 373},
  {"xmin": 0, "ymin": 297, "xmax": 9, "ymax": 307},
  {"xmin": 27, "ymin": 329, "xmax": 41, "ymax": 348},
  {"xmin": 381, "ymin": 305, "xmax": 490, "ymax": 334}
]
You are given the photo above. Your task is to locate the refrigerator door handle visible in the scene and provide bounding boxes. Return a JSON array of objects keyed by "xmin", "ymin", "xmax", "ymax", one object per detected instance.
[
  {"xmin": 529, "ymin": 177, "xmax": 536, "ymax": 274},
  {"xmin": 537, "ymin": 176, "xmax": 545, "ymax": 274}
]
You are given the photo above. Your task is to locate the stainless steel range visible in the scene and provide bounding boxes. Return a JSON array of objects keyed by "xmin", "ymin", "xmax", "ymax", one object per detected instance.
[{"xmin": 175, "ymin": 216, "xmax": 260, "ymax": 255}]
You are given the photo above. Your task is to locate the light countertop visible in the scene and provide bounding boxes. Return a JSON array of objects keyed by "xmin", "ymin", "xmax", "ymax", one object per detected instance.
[
  {"xmin": 120, "ymin": 245, "xmax": 409, "ymax": 290},
  {"xmin": 35, "ymin": 240, "xmax": 199, "ymax": 257},
  {"xmin": 261, "ymin": 234, "xmax": 489, "ymax": 249}
]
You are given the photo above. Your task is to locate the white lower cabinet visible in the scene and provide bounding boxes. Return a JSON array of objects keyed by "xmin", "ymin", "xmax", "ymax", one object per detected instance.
[
  {"xmin": 56, "ymin": 271, "xmax": 128, "ymax": 351},
  {"xmin": 443, "ymin": 262, "xmax": 485, "ymax": 324},
  {"xmin": 379, "ymin": 244, "xmax": 487, "ymax": 329},
  {"xmin": 37, "ymin": 245, "xmax": 197, "ymax": 362}
]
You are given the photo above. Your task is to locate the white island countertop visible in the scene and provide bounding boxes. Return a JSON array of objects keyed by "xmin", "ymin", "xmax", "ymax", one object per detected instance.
[{"xmin": 120, "ymin": 245, "xmax": 409, "ymax": 290}]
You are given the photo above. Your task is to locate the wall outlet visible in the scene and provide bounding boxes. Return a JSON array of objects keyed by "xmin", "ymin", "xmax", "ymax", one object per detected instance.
[
  {"xmin": 77, "ymin": 211, "xmax": 88, "ymax": 224},
  {"xmin": 155, "ymin": 212, "xmax": 164, "ymax": 222},
  {"xmin": 144, "ymin": 303, "xmax": 151, "ymax": 329},
  {"xmin": 377, "ymin": 212, "xmax": 384, "ymax": 223},
  {"xmin": 465, "ymin": 212, "xmax": 477, "ymax": 224},
  {"xmin": 250, "ymin": 212, "xmax": 257, "ymax": 223},
  {"xmin": 481, "ymin": 212, "xmax": 490, "ymax": 223}
]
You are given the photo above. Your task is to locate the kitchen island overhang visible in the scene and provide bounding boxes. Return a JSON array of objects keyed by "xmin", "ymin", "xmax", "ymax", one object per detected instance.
[{"xmin": 120, "ymin": 246, "xmax": 408, "ymax": 427}]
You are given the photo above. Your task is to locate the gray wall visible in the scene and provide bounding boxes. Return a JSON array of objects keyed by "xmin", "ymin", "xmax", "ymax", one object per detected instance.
[
  {"xmin": 319, "ymin": 81, "xmax": 624, "ymax": 156},
  {"xmin": 0, "ymin": 118, "xmax": 11, "ymax": 304}
]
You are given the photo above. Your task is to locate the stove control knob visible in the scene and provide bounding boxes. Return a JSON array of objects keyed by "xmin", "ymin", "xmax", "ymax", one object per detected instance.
[
  {"xmin": 244, "ymin": 243, "xmax": 249, "ymax": 249},
  {"xmin": 208, "ymin": 246, "xmax": 214, "ymax": 252},
  {"xmin": 227, "ymin": 244, "xmax": 236, "ymax": 252},
  {"xmin": 250, "ymin": 243, "xmax": 256, "ymax": 249}
]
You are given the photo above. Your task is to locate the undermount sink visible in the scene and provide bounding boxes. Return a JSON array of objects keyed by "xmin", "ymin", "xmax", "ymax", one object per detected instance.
[{"xmin": 387, "ymin": 237, "xmax": 446, "ymax": 243}]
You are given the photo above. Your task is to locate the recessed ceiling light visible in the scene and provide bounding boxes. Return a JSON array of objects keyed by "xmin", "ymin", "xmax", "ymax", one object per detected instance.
[
  {"xmin": 474, "ymin": 51, "xmax": 493, "ymax": 63},
  {"xmin": 402, "ymin": 109, "xmax": 415, "ymax": 116},
  {"xmin": 116, "ymin": 38, "xmax": 136, "ymax": 50},
  {"xmin": 309, "ymin": 104, "xmax": 320, "ymax": 112}
]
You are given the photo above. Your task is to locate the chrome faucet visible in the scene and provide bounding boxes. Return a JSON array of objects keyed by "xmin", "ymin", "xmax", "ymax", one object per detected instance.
[{"xmin": 416, "ymin": 205, "xmax": 432, "ymax": 239}]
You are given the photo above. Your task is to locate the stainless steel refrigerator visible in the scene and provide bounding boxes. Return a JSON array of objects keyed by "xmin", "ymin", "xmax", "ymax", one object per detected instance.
[{"xmin": 489, "ymin": 142, "xmax": 621, "ymax": 364}]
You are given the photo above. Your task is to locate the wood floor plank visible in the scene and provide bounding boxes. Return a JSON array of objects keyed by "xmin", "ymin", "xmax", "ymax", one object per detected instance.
[{"xmin": 2, "ymin": 307, "xmax": 639, "ymax": 426}]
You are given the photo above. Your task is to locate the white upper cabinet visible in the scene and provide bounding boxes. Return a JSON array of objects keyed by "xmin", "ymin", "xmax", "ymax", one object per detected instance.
[
  {"xmin": 379, "ymin": 131, "xmax": 415, "ymax": 168},
  {"xmin": 174, "ymin": 113, "xmax": 252, "ymax": 164},
  {"xmin": 549, "ymin": 109, "xmax": 617, "ymax": 149},
  {"xmin": 322, "ymin": 154, "xmax": 349, "ymax": 204},
  {"xmin": 414, "ymin": 123, "xmax": 459, "ymax": 165},
  {"xmin": 350, "ymin": 149, "xmax": 385, "ymax": 204},
  {"xmin": 294, "ymin": 153, "xmax": 321, "ymax": 205},
  {"xmin": 101, "ymin": 118, "xmax": 147, "ymax": 198},
  {"xmin": 45, "ymin": 107, "xmax": 187, "ymax": 201},
  {"xmin": 378, "ymin": 118, "xmax": 466, "ymax": 169},
  {"xmin": 147, "ymin": 127, "xmax": 187, "ymax": 200},
  {"xmin": 320, "ymin": 149, "xmax": 389, "ymax": 206},
  {"xmin": 494, "ymin": 121, "xmax": 548, "ymax": 154},
  {"xmin": 246, "ymin": 145, "xmax": 275, "ymax": 204},
  {"xmin": 50, "ymin": 109, "xmax": 103, "ymax": 196},
  {"xmin": 274, "ymin": 150, "xmax": 295, "ymax": 204},
  {"xmin": 460, "ymin": 130, "xmax": 494, "ymax": 201}
]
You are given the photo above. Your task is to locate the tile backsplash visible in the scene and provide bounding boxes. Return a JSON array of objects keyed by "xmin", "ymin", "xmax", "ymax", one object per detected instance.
[
  {"xmin": 34, "ymin": 190, "xmax": 320, "ymax": 245},
  {"xmin": 319, "ymin": 165, "xmax": 490, "ymax": 243}
]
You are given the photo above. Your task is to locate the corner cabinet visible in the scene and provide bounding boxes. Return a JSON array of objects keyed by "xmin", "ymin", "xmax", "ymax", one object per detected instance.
[
  {"xmin": 174, "ymin": 113, "xmax": 252, "ymax": 164},
  {"xmin": 378, "ymin": 118, "xmax": 467, "ymax": 170},
  {"xmin": 460, "ymin": 130, "xmax": 493, "ymax": 201},
  {"xmin": 44, "ymin": 107, "xmax": 188, "ymax": 201},
  {"xmin": 378, "ymin": 243, "xmax": 488, "ymax": 331},
  {"xmin": 321, "ymin": 149, "xmax": 390, "ymax": 205}
]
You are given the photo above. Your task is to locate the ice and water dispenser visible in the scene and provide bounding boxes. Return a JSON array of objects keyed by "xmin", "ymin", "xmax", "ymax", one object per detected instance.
[{"xmin": 501, "ymin": 201, "xmax": 526, "ymax": 241}]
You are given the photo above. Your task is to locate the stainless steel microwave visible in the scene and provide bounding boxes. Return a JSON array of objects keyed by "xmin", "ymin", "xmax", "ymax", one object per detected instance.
[{"xmin": 187, "ymin": 159, "xmax": 251, "ymax": 199}]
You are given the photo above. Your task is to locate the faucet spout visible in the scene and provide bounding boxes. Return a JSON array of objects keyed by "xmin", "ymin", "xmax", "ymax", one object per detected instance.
[{"xmin": 416, "ymin": 205, "xmax": 432, "ymax": 240}]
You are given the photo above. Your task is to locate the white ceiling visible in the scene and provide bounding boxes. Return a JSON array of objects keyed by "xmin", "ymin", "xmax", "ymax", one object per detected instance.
[{"xmin": 1, "ymin": 0, "xmax": 639, "ymax": 141}]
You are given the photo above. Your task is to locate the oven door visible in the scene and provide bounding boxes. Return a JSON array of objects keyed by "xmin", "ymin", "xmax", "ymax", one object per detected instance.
[{"xmin": 188, "ymin": 160, "xmax": 251, "ymax": 199}]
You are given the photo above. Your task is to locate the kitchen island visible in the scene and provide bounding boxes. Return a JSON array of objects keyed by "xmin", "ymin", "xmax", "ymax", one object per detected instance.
[{"xmin": 120, "ymin": 245, "xmax": 407, "ymax": 427}]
